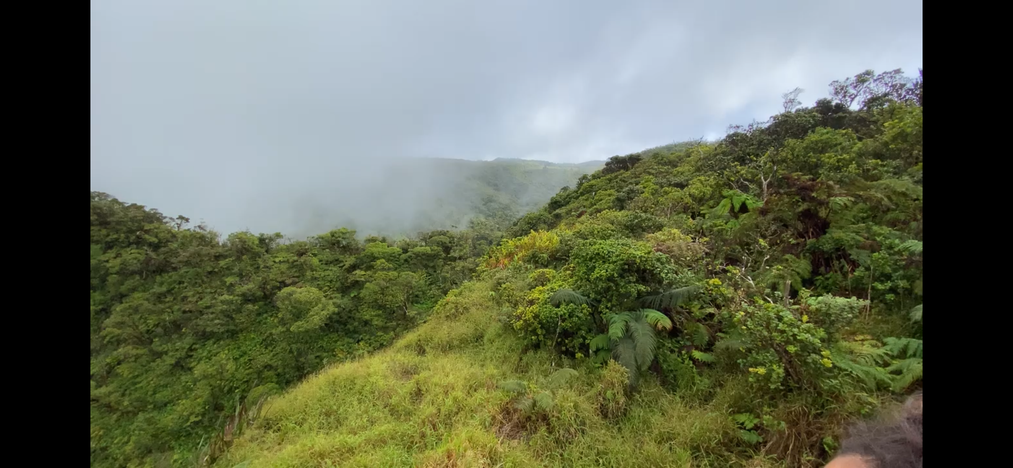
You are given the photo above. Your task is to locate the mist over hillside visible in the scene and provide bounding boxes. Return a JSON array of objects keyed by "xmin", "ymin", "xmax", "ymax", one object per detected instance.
[
  {"xmin": 280, "ymin": 157, "xmax": 603, "ymax": 239},
  {"xmin": 92, "ymin": 156, "xmax": 602, "ymax": 240}
]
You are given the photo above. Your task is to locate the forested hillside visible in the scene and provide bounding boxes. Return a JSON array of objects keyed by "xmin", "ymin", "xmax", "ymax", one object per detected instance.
[
  {"xmin": 91, "ymin": 68, "xmax": 921, "ymax": 468},
  {"xmin": 90, "ymin": 158, "xmax": 599, "ymax": 468}
]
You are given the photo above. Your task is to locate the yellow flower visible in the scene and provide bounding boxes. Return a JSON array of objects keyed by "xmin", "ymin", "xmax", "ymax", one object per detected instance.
[
  {"xmin": 821, "ymin": 358, "xmax": 833, "ymax": 368},
  {"xmin": 801, "ymin": 314, "xmax": 809, "ymax": 323}
]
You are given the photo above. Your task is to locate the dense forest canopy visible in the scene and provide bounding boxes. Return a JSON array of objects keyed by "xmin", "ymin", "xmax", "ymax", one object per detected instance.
[{"xmin": 91, "ymin": 68, "xmax": 921, "ymax": 468}]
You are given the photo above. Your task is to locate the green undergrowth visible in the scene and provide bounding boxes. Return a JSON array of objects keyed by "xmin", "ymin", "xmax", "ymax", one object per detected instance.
[{"xmin": 214, "ymin": 278, "xmax": 775, "ymax": 468}]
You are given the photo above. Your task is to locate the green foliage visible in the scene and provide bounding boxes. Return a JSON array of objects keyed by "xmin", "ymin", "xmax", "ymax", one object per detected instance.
[
  {"xmin": 569, "ymin": 238, "xmax": 668, "ymax": 312},
  {"xmin": 482, "ymin": 230, "xmax": 561, "ymax": 270},
  {"xmin": 511, "ymin": 276, "xmax": 598, "ymax": 357},
  {"xmin": 882, "ymin": 337, "xmax": 923, "ymax": 392},
  {"xmin": 594, "ymin": 309, "xmax": 673, "ymax": 386},
  {"xmin": 90, "ymin": 193, "xmax": 500, "ymax": 467},
  {"xmin": 725, "ymin": 296, "xmax": 865, "ymax": 392},
  {"xmin": 595, "ymin": 360, "xmax": 630, "ymax": 419},
  {"xmin": 644, "ymin": 229, "xmax": 707, "ymax": 268},
  {"xmin": 830, "ymin": 335, "xmax": 921, "ymax": 393},
  {"xmin": 548, "ymin": 288, "xmax": 592, "ymax": 307},
  {"xmin": 499, "ymin": 367, "xmax": 579, "ymax": 413},
  {"xmin": 731, "ymin": 413, "xmax": 764, "ymax": 444},
  {"xmin": 97, "ymin": 67, "xmax": 923, "ymax": 468}
]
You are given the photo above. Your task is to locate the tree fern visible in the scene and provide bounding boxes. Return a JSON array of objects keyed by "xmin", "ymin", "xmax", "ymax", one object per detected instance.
[
  {"xmin": 592, "ymin": 309, "xmax": 673, "ymax": 386},
  {"xmin": 549, "ymin": 288, "xmax": 592, "ymax": 307},
  {"xmin": 639, "ymin": 285, "xmax": 700, "ymax": 310}
]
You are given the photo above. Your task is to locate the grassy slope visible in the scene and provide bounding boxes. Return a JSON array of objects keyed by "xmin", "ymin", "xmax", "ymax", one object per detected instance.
[{"xmin": 218, "ymin": 278, "xmax": 748, "ymax": 468}]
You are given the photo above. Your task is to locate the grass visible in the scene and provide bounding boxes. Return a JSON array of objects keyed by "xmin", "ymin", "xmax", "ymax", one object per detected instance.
[{"xmin": 215, "ymin": 279, "xmax": 815, "ymax": 468}]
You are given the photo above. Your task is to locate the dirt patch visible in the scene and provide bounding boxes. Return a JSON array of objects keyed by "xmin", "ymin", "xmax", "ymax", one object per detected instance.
[{"xmin": 492, "ymin": 404, "xmax": 527, "ymax": 441}]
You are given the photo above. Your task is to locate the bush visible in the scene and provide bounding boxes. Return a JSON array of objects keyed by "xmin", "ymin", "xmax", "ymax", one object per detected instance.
[
  {"xmin": 569, "ymin": 238, "xmax": 669, "ymax": 312},
  {"xmin": 482, "ymin": 230, "xmax": 560, "ymax": 270},
  {"xmin": 511, "ymin": 275, "xmax": 597, "ymax": 357},
  {"xmin": 726, "ymin": 300, "xmax": 835, "ymax": 392}
]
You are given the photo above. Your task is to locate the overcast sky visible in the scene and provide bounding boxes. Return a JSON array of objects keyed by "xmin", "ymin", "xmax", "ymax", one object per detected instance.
[{"xmin": 91, "ymin": 0, "xmax": 922, "ymax": 236}]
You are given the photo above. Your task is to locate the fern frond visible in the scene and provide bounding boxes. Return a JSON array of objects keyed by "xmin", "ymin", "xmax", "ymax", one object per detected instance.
[
  {"xmin": 829, "ymin": 196, "xmax": 855, "ymax": 212},
  {"xmin": 591, "ymin": 349, "xmax": 611, "ymax": 366},
  {"xmin": 533, "ymin": 391, "xmax": 554, "ymax": 411},
  {"xmin": 613, "ymin": 336, "xmax": 639, "ymax": 381},
  {"xmin": 641, "ymin": 308, "xmax": 673, "ymax": 331},
  {"xmin": 498, "ymin": 380, "xmax": 528, "ymax": 394},
  {"xmin": 787, "ymin": 254, "xmax": 812, "ymax": 280},
  {"xmin": 830, "ymin": 343, "xmax": 892, "ymax": 391},
  {"xmin": 830, "ymin": 348, "xmax": 892, "ymax": 391},
  {"xmin": 607, "ymin": 314, "xmax": 632, "ymax": 341},
  {"xmin": 589, "ymin": 334, "xmax": 611, "ymax": 353},
  {"xmin": 898, "ymin": 240, "xmax": 923, "ymax": 255},
  {"xmin": 639, "ymin": 286, "xmax": 700, "ymax": 310},
  {"xmin": 514, "ymin": 396, "xmax": 534, "ymax": 412},
  {"xmin": 547, "ymin": 368, "xmax": 578, "ymax": 388},
  {"xmin": 691, "ymin": 350, "xmax": 716, "ymax": 363},
  {"xmin": 886, "ymin": 358, "xmax": 922, "ymax": 392},
  {"xmin": 549, "ymin": 288, "xmax": 591, "ymax": 307},
  {"xmin": 836, "ymin": 340, "xmax": 891, "ymax": 367},
  {"xmin": 883, "ymin": 337, "xmax": 922, "ymax": 359},
  {"xmin": 626, "ymin": 316, "xmax": 657, "ymax": 371},
  {"xmin": 690, "ymin": 321, "xmax": 710, "ymax": 347},
  {"xmin": 711, "ymin": 198, "xmax": 732, "ymax": 217}
]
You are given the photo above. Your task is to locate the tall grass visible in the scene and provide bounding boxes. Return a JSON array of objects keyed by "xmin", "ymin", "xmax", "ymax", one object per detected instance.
[{"xmin": 215, "ymin": 279, "xmax": 812, "ymax": 468}]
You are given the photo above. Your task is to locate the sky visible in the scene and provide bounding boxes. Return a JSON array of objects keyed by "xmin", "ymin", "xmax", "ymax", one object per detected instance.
[{"xmin": 91, "ymin": 0, "xmax": 922, "ymax": 236}]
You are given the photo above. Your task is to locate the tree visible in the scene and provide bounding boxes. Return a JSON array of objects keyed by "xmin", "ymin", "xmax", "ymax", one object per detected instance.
[
  {"xmin": 830, "ymin": 69, "xmax": 919, "ymax": 110},
  {"xmin": 782, "ymin": 87, "xmax": 804, "ymax": 112}
]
